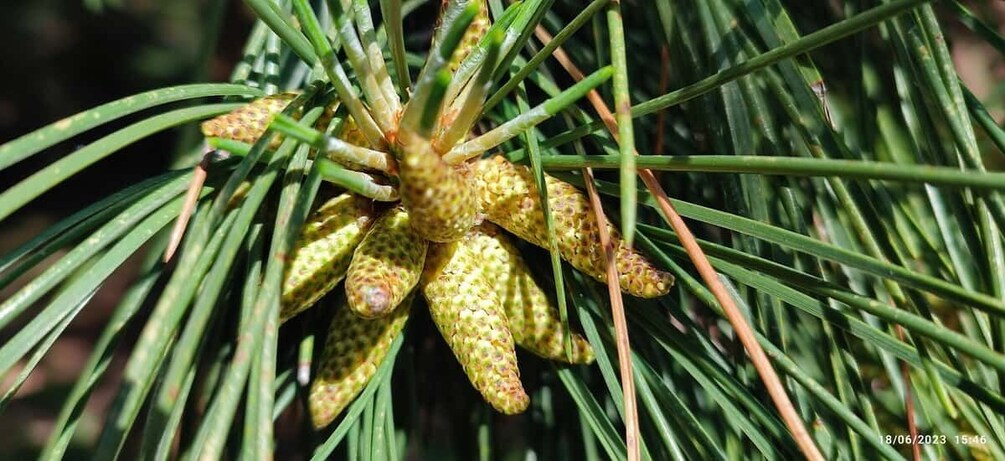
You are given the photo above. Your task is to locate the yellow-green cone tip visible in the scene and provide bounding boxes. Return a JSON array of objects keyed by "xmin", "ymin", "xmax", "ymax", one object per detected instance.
[
  {"xmin": 346, "ymin": 207, "xmax": 428, "ymax": 318},
  {"xmin": 421, "ymin": 236, "xmax": 529, "ymax": 414},
  {"xmin": 395, "ymin": 130, "xmax": 480, "ymax": 242},
  {"xmin": 436, "ymin": 0, "xmax": 490, "ymax": 72},
  {"xmin": 469, "ymin": 223, "xmax": 594, "ymax": 363},
  {"xmin": 309, "ymin": 298, "xmax": 411, "ymax": 428},
  {"xmin": 200, "ymin": 93, "xmax": 297, "ymax": 148},
  {"xmin": 472, "ymin": 155, "xmax": 674, "ymax": 298},
  {"xmin": 281, "ymin": 194, "xmax": 375, "ymax": 323}
]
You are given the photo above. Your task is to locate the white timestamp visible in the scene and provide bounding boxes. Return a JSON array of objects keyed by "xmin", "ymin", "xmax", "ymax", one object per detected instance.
[{"xmin": 880, "ymin": 434, "xmax": 988, "ymax": 445}]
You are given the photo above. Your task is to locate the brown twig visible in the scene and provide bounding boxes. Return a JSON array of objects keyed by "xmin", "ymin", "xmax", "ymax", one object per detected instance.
[
  {"xmin": 896, "ymin": 325, "xmax": 921, "ymax": 461},
  {"xmin": 531, "ymin": 25, "xmax": 641, "ymax": 460},
  {"xmin": 164, "ymin": 152, "xmax": 212, "ymax": 262},
  {"xmin": 582, "ymin": 166, "xmax": 640, "ymax": 461},
  {"xmin": 535, "ymin": 26, "xmax": 824, "ymax": 461}
]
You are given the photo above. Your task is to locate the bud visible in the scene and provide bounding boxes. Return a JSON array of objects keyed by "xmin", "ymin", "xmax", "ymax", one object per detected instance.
[{"xmin": 472, "ymin": 155, "xmax": 674, "ymax": 298}]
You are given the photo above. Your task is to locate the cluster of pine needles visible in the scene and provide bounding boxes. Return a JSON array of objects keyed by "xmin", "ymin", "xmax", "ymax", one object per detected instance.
[{"xmin": 4, "ymin": 0, "xmax": 1005, "ymax": 459}]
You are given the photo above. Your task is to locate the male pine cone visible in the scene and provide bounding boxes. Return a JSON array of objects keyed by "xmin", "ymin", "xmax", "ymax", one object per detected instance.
[
  {"xmin": 280, "ymin": 194, "xmax": 375, "ymax": 323},
  {"xmin": 309, "ymin": 299, "xmax": 410, "ymax": 428},
  {"xmin": 345, "ymin": 207, "xmax": 428, "ymax": 318},
  {"xmin": 469, "ymin": 223, "xmax": 593, "ymax": 363},
  {"xmin": 421, "ymin": 233, "xmax": 530, "ymax": 414},
  {"xmin": 472, "ymin": 155, "xmax": 674, "ymax": 298}
]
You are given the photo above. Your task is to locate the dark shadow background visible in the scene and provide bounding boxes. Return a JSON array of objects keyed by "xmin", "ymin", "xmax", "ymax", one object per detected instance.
[
  {"xmin": 0, "ymin": 1, "xmax": 252, "ymax": 458},
  {"xmin": 0, "ymin": 0, "xmax": 252, "ymax": 215}
]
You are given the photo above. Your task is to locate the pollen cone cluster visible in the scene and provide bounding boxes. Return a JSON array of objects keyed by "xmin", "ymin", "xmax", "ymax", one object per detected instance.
[
  {"xmin": 200, "ymin": 0, "xmax": 677, "ymax": 431},
  {"xmin": 472, "ymin": 155, "xmax": 674, "ymax": 298},
  {"xmin": 346, "ymin": 207, "xmax": 428, "ymax": 318},
  {"xmin": 280, "ymin": 194, "xmax": 375, "ymax": 323},
  {"xmin": 421, "ymin": 233, "xmax": 529, "ymax": 414},
  {"xmin": 309, "ymin": 297, "xmax": 411, "ymax": 429},
  {"xmin": 395, "ymin": 130, "xmax": 480, "ymax": 243},
  {"xmin": 469, "ymin": 223, "xmax": 593, "ymax": 363}
]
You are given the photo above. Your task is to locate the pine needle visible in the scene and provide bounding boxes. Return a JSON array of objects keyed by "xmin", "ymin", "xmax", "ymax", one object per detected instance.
[{"xmin": 536, "ymin": 26, "xmax": 824, "ymax": 461}]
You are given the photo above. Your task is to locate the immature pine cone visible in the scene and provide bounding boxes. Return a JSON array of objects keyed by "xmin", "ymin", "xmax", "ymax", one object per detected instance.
[
  {"xmin": 421, "ymin": 234, "xmax": 529, "ymax": 414},
  {"xmin": 472, "ymin": 155, "xmax": 673, "ymax": 298},
  {"xmin": 281, "ymin": 194, "xmax": 374, "ymax": 322},
  {"xmin": 468, "ymin": 223, "xmax": 593, "ymax": 363},
  {"xmin": 345, "ymin": 207, "xmax": 428, "ymax": 318}
]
